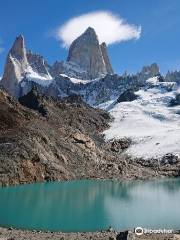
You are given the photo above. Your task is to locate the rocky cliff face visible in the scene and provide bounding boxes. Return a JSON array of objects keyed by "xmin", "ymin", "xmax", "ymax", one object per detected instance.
[
  {"xmin": 165, "ymin": 70, "xmax": 180, "ymax": 84},
  {"xmin": 1, "ymin": 36, "xmax": 52, "ymax": 97},
  {"xmin": 137, "ymin": 63, "xmax": 160, "ymax": 82},
  {"xmin": 50, "ymin": 60, "xmax": 88, "ymax": 79},
  {"xmin": 27, "ymin": 51, "xmax": 50, "ymax": 76},
  {"xmin": 1, "ymin": 35, "xmax": 28, "ymax": 97},
  {"xmin": 48, "ymin": 73, "xmax": 141, "ymax": 106},
  {"xmin": 67, "ymin": 27, "xmax": 113, "ymax": 79},
  {"xmin": 1, "ymin": 28, "xmax": 115, "ymax": 99},
  {"xmin": 100, "ymin": 42, "xmax": 114, "ymax": 74}
]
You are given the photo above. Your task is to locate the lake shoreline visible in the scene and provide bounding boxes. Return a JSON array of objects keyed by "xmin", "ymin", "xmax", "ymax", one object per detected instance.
[
  {"xmin": 0, "ymin": 227, "xmax": 180, "ymax": 240},
  {"xmin": 1, "ymin": 171, "xmax": 180, "ymax": 188}
]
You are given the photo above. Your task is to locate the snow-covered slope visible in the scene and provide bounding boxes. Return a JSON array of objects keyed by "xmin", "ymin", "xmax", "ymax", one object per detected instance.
[
  {"xmin": 25, "ymin": 66, "xmax": 53, "ymax": 86},
  {"xmin": 59, "ymin": 74, "xmax": 99, "ymax": 84},
  {"xmin": 103, "ymin": 77, "xmax": 180, "ymax": 159}
]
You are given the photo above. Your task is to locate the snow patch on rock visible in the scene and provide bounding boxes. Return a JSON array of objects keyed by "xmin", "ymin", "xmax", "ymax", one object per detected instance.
[{"xmin": 25, "ymin": 66, "xmax": 53, "ymax": 86}]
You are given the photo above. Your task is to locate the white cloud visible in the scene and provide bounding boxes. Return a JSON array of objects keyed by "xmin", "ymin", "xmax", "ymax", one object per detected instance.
[{"xmin": 56, "ymin": 11, "xmax": 141, "ymax": 47}]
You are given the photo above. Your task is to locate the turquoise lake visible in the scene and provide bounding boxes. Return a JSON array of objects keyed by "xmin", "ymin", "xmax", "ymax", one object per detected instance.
[{"xmin": 0, "ymin": 179, "xmax": 180, "ymax": 232}]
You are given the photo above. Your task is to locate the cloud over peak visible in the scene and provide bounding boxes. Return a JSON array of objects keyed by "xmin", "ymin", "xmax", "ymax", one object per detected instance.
[{"xmin": 56, "ymin": 11, "xmax": 142, "ymax": 47}]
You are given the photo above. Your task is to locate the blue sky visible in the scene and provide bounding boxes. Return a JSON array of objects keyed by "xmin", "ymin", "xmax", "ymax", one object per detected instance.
[{"xmin": 0, "ymin": 0, "xmax": 180, "ymax": 76}]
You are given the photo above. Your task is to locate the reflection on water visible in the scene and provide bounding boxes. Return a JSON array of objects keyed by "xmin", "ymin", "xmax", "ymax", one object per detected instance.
[{"xmin": 0, "ymin": 179, "xmax": 180, "ymax": 232}]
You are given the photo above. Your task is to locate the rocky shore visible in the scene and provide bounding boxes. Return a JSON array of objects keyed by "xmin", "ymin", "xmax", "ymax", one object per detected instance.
[{"xmin": 0, "ymin": 227, "xmax": 179, "ymax": 240}]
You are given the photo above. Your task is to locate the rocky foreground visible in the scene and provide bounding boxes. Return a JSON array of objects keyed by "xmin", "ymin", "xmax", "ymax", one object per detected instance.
[
  {"xmin": 0, "ymin": 88, "xmax": 180, "ymax": 186},
  {"xmin": 0, "ymin": 227, "xmax": 180, "ymax": 240},
  {"xmin": 0, "ymin": 89, "xmax": 180, "ymax": 186}
]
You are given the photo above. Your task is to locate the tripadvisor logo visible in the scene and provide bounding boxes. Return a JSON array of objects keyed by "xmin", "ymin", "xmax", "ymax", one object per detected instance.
[
  {"xmin": 135, "ymin": 227, "xmax": 173, "ymax": 235},
  {"xmin": 135, "ymin": 227, "xmax": 144, "ymax": 236}
]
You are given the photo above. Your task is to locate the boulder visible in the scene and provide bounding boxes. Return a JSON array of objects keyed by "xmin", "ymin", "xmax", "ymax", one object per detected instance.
[
  {"xmin": 117, "ymin": 89, "xmax": 138, "ymax": 103},
  {"xmin": 169, "ymin": 94, "xmax": 180, "ymax": 106}
]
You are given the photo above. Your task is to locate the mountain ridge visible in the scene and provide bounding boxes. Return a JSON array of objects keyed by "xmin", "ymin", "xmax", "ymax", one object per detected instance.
[{"xmin": 0, "ymin": 28, "xmax": 168, "ymax": 105}]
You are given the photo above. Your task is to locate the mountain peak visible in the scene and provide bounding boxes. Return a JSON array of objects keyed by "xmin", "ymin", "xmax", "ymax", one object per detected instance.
[
  {"xmin": 1, "ymin": 35, "xmax": 28, "ymax": 97},
  {"xmin": 10, "ymin": 34, "xmax": 27, "ymax": 62},
  {"xmin": 86, "ymin": 26, "xmax": 95, "ymax": 32},
  {"xmin": 84, "ymin": 27, "xmax": 97, "ymax": 37},
  {"xmin": 67, "ymin": 27, "xmax": 113, "ymax": 79}
]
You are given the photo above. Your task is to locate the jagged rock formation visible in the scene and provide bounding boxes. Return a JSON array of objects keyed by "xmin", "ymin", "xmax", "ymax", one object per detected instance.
[
  {"xmin": 117, "ymin": 89, "xmax": 138, "ymax": 103},
  {"xmin": 1, "ymin": 35, "xmax": 28, "ymax": 97},
  {"xmin": 100, "ymin": 42, "xmax": 114, "ymax": 74},
  {"xmin": 50, "ymin": 28, "xmax": 114, "ymax": 80},
  {"xmin": 0, "ymin": 28, "xmax": 115, "ymax": 100},
  {"xmin": 46, "ymin": 73, "xmax": 142, "ymax": 105},
  {"xmin": 19, "ymin": 87, "xmax": 48, "ymax": 116},
  {"xmin": 48, "ymin": 62, "xmax": 160, "ymax": 106},
  {"xmin": 143, "ymin": 63, "xmax": 159, "ymax": 76},
  {"xmin": 137, "ymin": 63, "xmax": 160, "ymax": 82},
  {"xmin": 1, "ymin": 36, "xmax": 52, "ymax": 97},
  {"xmin": 169, "ymin": 93, "xmax": 180, "ymax": 106},
  {"xmin": 50, "ymin": 60, "xmax": 88, "ymax": 79},
  {"xmin": 27, "ymin": 51, "xmax": 50, "ymax": 76},
  {"xmin": 67, "ymin": 27, "xmax": 113, "ymax": 79},
  {"xmin": 165, "ymin": 70, "xmax": 180, "ymax": 84},
  {"xmin": 0, "ymin": 31, "xmax": 162, "ymax": 107}
]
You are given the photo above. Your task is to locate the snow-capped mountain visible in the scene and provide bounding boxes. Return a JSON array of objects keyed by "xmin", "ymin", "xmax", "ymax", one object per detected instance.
[
  {"xmin": 0, "ymin": 28, "xmax": 114, "ymax": 99},
  {"xmin": 1, "ymin": 35, "xmax": 53, "ymax": 97},
  {"xmin": 1, "ymin": 35, "xmax": 29, "ymax": 97},
  {"xmin": 0, "ymin": 28, "xmax": 159, "ymax": 105},
  {"xmin": 103, "ymin": 76, "xmax": 180, "ymax": 159}
]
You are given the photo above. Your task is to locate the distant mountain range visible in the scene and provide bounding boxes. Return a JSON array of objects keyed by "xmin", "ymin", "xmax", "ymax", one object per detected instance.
[{"xmin": 1, "ymin": 27, "xmax": 180, "ymax": 106}]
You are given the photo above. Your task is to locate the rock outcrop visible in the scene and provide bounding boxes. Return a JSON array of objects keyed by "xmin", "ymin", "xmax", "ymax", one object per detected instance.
[
  {"xmin": 169, "ymin": 93, "xmax": 180, "ymax": 106},
  {"xmin": 1, "ymin": 35, "xmax": 28, "ymax": 97},
  {"xmin": 47, "ymin": 73, "xmax": 141, "ymax": 106},
  {"xmin": 0, "ymin": 88, "xmax": 113, "ymax": 186},
  {"xmin": 137, "ymin": 63, "xmax": 160, "ymax": 83},
  {"xmin": 1, "ymin": 36, "xmax": 52, "ymax": 98},
  {"xmin": 141, "ymin": 63, "xmax": 159, "ymax": 76},
  {"xmin": 50, "ymin": 60, "xmax": 88, "ymax": 79},
  {"xmin": 67, "ymin": 27, "xmax": 113, "ymax": 79},
  {"xmin": 165, "ymin": 70, "xmax": 180, "ymax": 84},
  {"xmin": 117, "ymin": 89, "xmax": 138, "ymax": 103},
  {"xmin": 100, "ymin": 42, "xmax": 114, "ymax": 74},
  {"xmin": 27, "ymin": 50, "xmax": 50, "ymax": 76}
]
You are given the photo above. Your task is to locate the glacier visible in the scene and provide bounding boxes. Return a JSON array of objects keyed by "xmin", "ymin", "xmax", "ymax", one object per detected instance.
[{"xmin": 103, "ymin": 77, "xmax": 180, "ymax": 159}]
